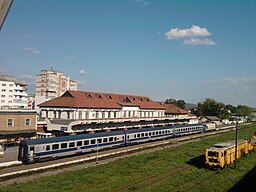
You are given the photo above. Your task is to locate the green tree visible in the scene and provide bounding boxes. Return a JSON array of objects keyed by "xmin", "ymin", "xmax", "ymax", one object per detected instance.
[
  {"xmin": 197, "ymin": 98, "xmax": 220, "ymax": 117},
  {"xmin": 165, "ymin": 98, "xmax": 176, "ymax": 104},
  {"xmin": 176, "ymin": 100, "xmax": 186, "ymax": 109},
  {"xmin": 164, "ymin": 98, "xmax": 186, "ymax": 109},
  {"xmin": 236, "ymin": 105, "xmax": 252, "ymax": 116}
]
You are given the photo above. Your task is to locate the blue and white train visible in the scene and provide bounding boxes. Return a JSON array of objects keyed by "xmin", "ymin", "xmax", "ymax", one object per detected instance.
[{"xmin": 18, "ymin": 123, "xmax": 205, "ymax": 164}]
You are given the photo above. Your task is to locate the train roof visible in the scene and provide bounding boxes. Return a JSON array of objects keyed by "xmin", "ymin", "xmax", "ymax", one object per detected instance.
[
  {"xmin": 21, "ymin": 130, "xmax": 125, "ymax": 145},
  {"xmin": 124, "ymin": 123, "xmax": 203, "ymax": 134},
  {"xmin": 207, "ymin": 139, "xmax": 247, "ymax": 151}
]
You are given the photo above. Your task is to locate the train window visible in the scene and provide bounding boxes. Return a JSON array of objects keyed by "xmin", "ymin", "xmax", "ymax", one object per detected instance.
[
  {"xmin": 134, "ymin": 134, "xmax": 136, "ymax": 138},
  {"xmin": 156, "ymin": 131, "xmax": 158, "ymax": 135},
  {"xmin": 122, "ymin": 136, "xmax": 125, "ymax": 140},
  {"xmin": 165, "ymin": 130, "xmax": 168, "ymax": 134},
  {"xmin": 52, "ymin": 144, "xmax": 59, "ymax": 150},
  {"xmin": 109, "ymin": 137, "xmax": 113, "ymax": 142},
  {"xmin": 127, "ymin": 136, "xmax": 129, "ymax": 139},
  {"xmin": 137, "ymin": 134, "xmax": 140, "ymax": 138},
  {"xmin": 97, "ymin": 138, "xmax": 102, "ymax": 144},
  {"xmin": 114, "ymin": 137, "xmax": 117, "ymax": 141},
  {"xmin": 69, "ymin": 142, "xmax": 75, "ymax": 147},
  {"xmin": 84, "ymin": 140, "xmax": 89, "ymax": 145},
  {"xmin": 152, "ymin": 132, "xmax": 155, "ymax": 136},
  {"xmin": 103, "ymin": 138, "xmax": 108, "ymax": 143},
  {"xmin": 149, "ymin": 132, "xmax": 151, "ymax": 136},
  {"xmin": 77, "ymin": 141, "xmax": 82, "ymax": 146},
  {"xmin": 61, "ymin": 143, "xmax": 67, "ymax": 149},
  {"xmin": 141, "ymin": 133, "xmax": 145, "ymax": 137},
  {"xmin": 91, "ymin": 139, "xmax": 96, "ymax": 144},
  {"xmin": 46, "ymin": 145, "xmax": 50, "ymax": 151},
  {"xmin": 145, "ymin": 133, "xmax": 148, "ymax": 136}
]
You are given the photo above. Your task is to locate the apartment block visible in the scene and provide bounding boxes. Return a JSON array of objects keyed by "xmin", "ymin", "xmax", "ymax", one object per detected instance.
[
  {"xmin": 0, "ymin": 75, "xmax": 28, "ymax": 109},
  {"xmin": 35, "ymin": 69, "xmax": 77, "ymax": 107}
]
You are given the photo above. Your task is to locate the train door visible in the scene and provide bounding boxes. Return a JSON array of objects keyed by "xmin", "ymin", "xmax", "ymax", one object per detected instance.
[{"xmin": 29, "ymin": 146, "xmax": 35, "ymax": 161}]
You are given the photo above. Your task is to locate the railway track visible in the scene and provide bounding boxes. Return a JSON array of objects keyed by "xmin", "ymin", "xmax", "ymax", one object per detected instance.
[{"xmin": 0, "ymin": 126, "xmax": 236, "ymax": 185}]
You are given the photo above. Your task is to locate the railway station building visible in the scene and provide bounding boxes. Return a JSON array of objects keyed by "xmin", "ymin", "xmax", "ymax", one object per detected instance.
[{"xmin": 37, "ymin": 90, "xmax": 197, "ymax": 135}]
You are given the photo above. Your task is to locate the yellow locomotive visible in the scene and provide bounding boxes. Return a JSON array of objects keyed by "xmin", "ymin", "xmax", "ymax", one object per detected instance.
[{"xmin": 205, "ymin": 139, "xmax": 254, "ymax": 169}]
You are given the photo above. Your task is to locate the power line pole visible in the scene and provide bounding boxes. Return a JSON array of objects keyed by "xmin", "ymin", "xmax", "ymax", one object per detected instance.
[{"xmin": 234, "ymin": 120, "xmax": 238, "ymax": 169}]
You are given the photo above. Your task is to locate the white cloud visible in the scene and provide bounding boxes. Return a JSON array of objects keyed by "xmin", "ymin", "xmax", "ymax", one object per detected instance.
[
  {"xmin": 23, "ymin": 47, "xmax": 40, "ymax": 55},
  {"xmin": 18, "ymin": 74, "xmax": 36, "ymax": 85},
  {"xmin": 184, "ymin": 38, "xmax": 216, "ymax": 46},
  {"xmin": 135, "ymin": 0, "xmax": 149, "ymax": 6},
  {"xmin": 78, "ymin": 69, "xmax": 87, "ymax": 75},
  {"xmin": 21, "ymin": 33, "xmax": 29, "ymax": 37},
  {"xmin": 205, "ymin": 77, "xmax": 256, "ymax": 86},
  {"xmin": 0, "ymin": 67, "xmax": 6, "ymax": 75},
  {"xmin": 165, "ymin": 25, "xmax": 211, "ymax": 39},
  {"xmin": 204, "ymin": 77, "xmax": 256, "ymax": 107}
]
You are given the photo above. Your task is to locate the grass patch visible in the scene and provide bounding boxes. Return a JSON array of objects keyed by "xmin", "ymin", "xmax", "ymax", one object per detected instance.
[{"xmin": 1, "ymin": 123, "xmax": 256, "ymax": 192}]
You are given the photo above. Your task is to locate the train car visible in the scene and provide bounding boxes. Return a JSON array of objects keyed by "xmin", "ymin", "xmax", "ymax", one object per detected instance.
[
  {"xmin": 125, "ymin": 123, "xmax": 204, "ymax": 145},
  {"xmin": 205, "ymin": 139, "xmax": 254, "ymax": 169},
  {"xmin": 125, "ymin": 126, "xmax": 174, "ymax": 145},
  {"xmin": 250, "ymin": 130, "xmax": 256, "ymax": 148},
  {"xmin": 18, "ymin": 123, "xmax": 205, "ymax": 164},
  {"xmin": 18, "ymin": 130, "xmax": 126, "ymax": 164}
]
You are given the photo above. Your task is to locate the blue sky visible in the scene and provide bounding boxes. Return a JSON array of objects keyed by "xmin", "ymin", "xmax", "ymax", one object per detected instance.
[{"xmin": 0, "ymin": 0, "xmax": 255, "ymax": 107}]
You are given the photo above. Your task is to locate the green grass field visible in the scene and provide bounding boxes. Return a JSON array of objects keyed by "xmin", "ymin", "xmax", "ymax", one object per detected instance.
[{"xmin": 1, "ymin": 123, "xmax": 256, "ymax": 192}]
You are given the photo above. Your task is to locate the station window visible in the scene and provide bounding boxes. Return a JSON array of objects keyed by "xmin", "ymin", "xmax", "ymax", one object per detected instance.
[
  {"xmin": 91, "ymin": 139, "xmax": 96, "ymax": 144},
  {"xmin": 84, "ymin": 140, "xmax": 89, "ymax": 145},
  {"xmin": 69, "ymin": 142, "xmax": 75, "ymax": 147},
  {"xmin": 7, "ymin": 119, "xmax": 14, "ymax": 127},
  {"xmin": 46, "ymin": 145, "xmax": 50, "ymax": 151},
  {"xmin": 103, "ymin": 138, "xmax": 108, "ymax": 143},
  {"xmin": 61, "ymin": 143, "xmax": 67, "ymax": 149},
  {"xmin": 52, "ymin": 144, "xmax": 59, "ymax": 150},
  {"xmin": 77, "ymin": 141, "xmax": 82, "ymax": 146},
  {"xmin": 97, "ymin": 138, "xmax": 102, "ymax": 144},
  {"xmin": 109, "ymin": 137, "xmax": 113, "ymax": 142}
]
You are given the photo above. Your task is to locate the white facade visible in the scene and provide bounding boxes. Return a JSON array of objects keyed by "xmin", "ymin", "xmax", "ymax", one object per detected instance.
[
  {"xmin": 0, "ymin": 75, "xmax": 28, "ymax": 109},
  {"xmin": 35, "ymin": 69, "xmax": 77, "ymax": 107},
  {"xmin": 40, "ymin": 106, "xmax": 165, "ymax": 120}
]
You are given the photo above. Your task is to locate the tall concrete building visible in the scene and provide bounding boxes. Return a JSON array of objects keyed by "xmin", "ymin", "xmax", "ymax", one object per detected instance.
[
  {"xmin": 0, "ymin": 75, "xmax": 28, "ymax": 109},
  {"xmin": 35, "ymin": 69, "xmax": 77, "ymax": 107}
]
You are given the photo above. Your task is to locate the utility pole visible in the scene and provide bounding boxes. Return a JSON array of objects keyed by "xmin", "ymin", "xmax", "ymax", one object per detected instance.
[
  {"xmin": 96, "ymin": 141, "xmax": 99, "ymax": 164},
  {"xmin": 234, "ymin": 120, "xmax": 238, "ymax": 169}
]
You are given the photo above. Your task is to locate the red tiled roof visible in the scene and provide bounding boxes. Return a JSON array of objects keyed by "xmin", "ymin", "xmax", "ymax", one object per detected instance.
[
  {"xmin": 39, "ymin": 90, "xmax": 165, "ymax": 110},
  {"xmin": 163, "ymin": 104, "xmax": 188, "ymax": 114}
]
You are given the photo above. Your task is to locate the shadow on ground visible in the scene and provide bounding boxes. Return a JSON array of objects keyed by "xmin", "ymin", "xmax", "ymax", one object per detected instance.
[
  {"xmin": 227, "ymin": 165, "xmax": 256, "ymax": 192},
  {"xmin": 186, "ymin": 155, "xmax": 206, "ymax": 169}
]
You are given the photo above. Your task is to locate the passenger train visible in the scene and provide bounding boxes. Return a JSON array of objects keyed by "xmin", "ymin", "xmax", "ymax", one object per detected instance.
[{"xmin": 18, "ymin": 123, "xmax": 205, "ymax": 164}]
